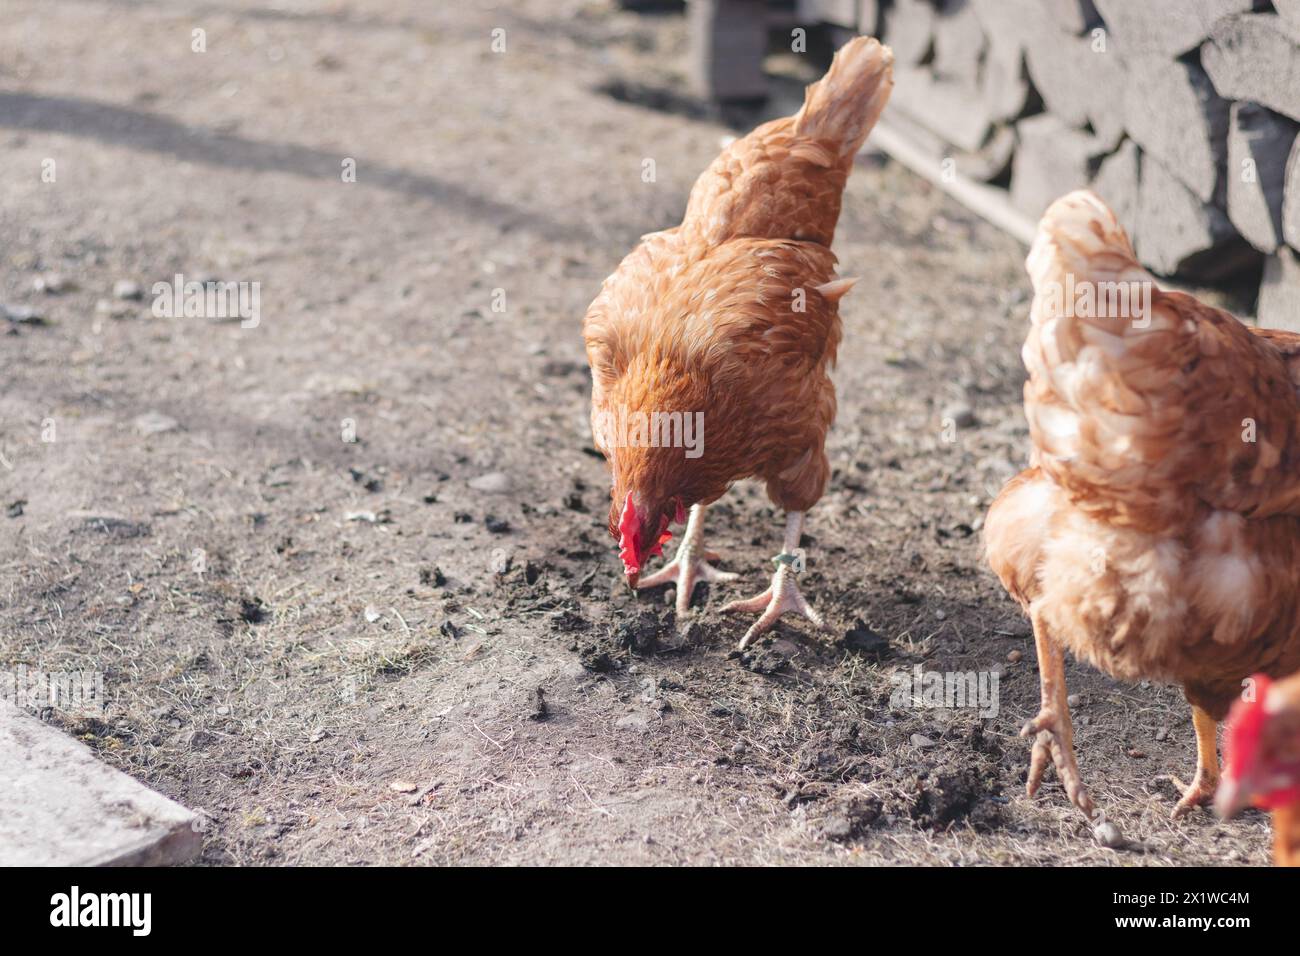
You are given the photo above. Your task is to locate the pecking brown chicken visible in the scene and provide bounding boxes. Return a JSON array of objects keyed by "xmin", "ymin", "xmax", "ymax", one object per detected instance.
[
  {"xmin": 583, "ymin": 37, "xmax": 894, "ymax": 648},
  {"xmin": 1217, "ymin": 672, "xmax": 1300, "ymax": 865},
  {"xmin": 984, "ymin": 190, "xmax": 1300, "ymax": 820}
]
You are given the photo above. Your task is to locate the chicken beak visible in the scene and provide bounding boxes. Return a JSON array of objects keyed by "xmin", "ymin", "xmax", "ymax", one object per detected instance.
[
  {"xmin": 1214, "ymin": 777, "xmax": 1252, "ymax": 819},
  {"xmin": 626, "ymin": 569, "xmax": 639, "ymax": 590}
]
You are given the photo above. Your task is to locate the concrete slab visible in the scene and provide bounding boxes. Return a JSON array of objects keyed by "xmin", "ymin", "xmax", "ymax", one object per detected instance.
[{"xmin": 0, "ymin": 699, "xmax": 202, "ymax": 866}]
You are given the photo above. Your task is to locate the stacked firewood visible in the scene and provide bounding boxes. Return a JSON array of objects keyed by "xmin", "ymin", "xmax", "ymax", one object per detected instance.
[{"xmin": 783, "ymin": 0, "xmax": 1300, "ymax": 326}]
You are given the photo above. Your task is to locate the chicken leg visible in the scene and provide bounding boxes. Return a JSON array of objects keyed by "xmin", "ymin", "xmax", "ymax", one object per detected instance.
[
  {"xmin": 721, "ymin": 511, "xmax": 823, "ymax": 649},
  {"xmin": 1171, "ymin": 705, "xmax": 1220, "ymax": 819},
  {"xmin": 1023, "ymin": 610, "xmax": 1096, "ymax": 819},
  {"xmin": 636, "ymin": 504, "xmax": 738, "ymax": 615}
]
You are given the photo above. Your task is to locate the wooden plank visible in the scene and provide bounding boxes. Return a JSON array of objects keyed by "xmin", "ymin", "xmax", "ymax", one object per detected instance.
[
  {"xmin": 1283, "ymin": 133, "xmax": 1300, "ymax": 249},
  {"xmin": 891, "ymin": 66, "xmax": 993, "ymax": 154},
  {"xmin": 1226, "ymin": 102, "xmax": 1299, "ymax": 253},
  {"xmin": 1136, "ymin": 151, "xmax": 1255, "ymax": 280},
  {"xmin": 1276, "ymin": 0, "xmax": 1300, "ymax": 28},
  {"xmin": 857, "ymin": 0, "xmax": 881, "ymax": 35},
  {"xmin": 868, "ymin": 118, "xmax": 1253, "ymax": 317},
  {"xmin": 688, "ymin": 0, "xmax": 770, "ymax": 102},
  {"xmin": 0, "ymin": 699, "xmax": 201, "ymax": 866},
  {"xmin": 882, "ymin": 0, "xmax": 936, "ymax": 65},
  {"xmin": 1203, "ymin": 13, "xmax": 1300, "ymax": 124},
  {"xmin": 1044, "ymin": 0, "xmax": 1102, "ymax": 35},
  {"xmin": 980, "ymin": 34, "xmax": 1031, "ymax": 122},
  {"xmin": 1025, "ymin": 32, "xmax": 1125, "ymax": 149},
  {"xmin": 869, "ymin": 119, "xmax": 1038, "ymax": 244},
  {"xmin": 1010, "ymin": 113, "xmax": 1107, "ymax": 219},
  {"xmin": 933, "ymin": 0, "xmax": 985, "ymax": 84},
  {"xmin": 797, "ymin": 0, "xmax": 860, "ymax": 28},
  {"xmin": 1124, "ymin": 58, "xmax": 1229, "ymax": 204},
  {"xmin": 1259, "ymin": 246, "xmax": 1300, "ymax": 332},
  {"xmin": 970, "ymin": 0, "xmax": 1049, "ymax": 49},
  {"xmin": 1093, "ymin": 0, "xmax": 1256, "ymax": 58}
]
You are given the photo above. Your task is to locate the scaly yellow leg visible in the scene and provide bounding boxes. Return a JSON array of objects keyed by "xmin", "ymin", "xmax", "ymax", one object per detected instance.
[{"xmin": 1172, "ymin": 705, "xmax": 1220, "ymax": 819}]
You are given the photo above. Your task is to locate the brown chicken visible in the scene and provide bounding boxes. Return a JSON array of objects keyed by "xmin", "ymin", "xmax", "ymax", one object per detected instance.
[
  {"xmin": 984, "ymin": 190, "xmax": 1300, "ymax": 820},
  {"xmin": 1217, "ymin": 672, "xmax": 1300, "ymax": 866},
  {"xmin": 583, "ymin": 37, "xmax": 894, "ymax": 647}
]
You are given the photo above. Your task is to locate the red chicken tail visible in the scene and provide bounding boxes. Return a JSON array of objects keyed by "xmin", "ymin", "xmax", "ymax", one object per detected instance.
[{"xmin": 793, "ymin": 36, "xmax": 894, "ymax": 162}]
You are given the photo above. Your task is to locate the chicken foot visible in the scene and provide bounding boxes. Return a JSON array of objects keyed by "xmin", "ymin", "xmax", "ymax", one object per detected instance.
[
  {"xmin": 636, "ymin": 504, "xmax": 738, "ymax": 615},
  {"xmin": 1023, "ymin": 611, "xmax": 1096, "ymax": 819},
  {"xmin": 722, "ymin": 511, "xmax": 823, "ymax": 650},
  {"xmin": 1171, "ymin": 706, "xmax": 1220, "ymax": 819}
]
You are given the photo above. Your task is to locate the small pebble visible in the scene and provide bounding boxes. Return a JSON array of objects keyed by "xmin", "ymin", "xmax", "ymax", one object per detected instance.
[
  {"xmin": 943, "ymin": 402, "xmax": 977, "ymax": 429},
  {"xmin": 95, "ymin": 298, "xmax": 132, "ymax": 318},
  {"xmin": 1094, "ymin": 820, "xmax": 1125, "ymax": 849},
  {"xmin": 910, "ymin": 733, "xmax": 936, "ymax": 748},
  {"xmin": 1006, "ymin": 649, "xmax": 1022, "ymax": 663},
  {"xmin": 133, "ymin": 410, "xmax": 179, "ymax": 435},
  {"xmin": 35, "ymin": 273, "xmax": 69, "ymax": 294},
  {"xmin": 1067, "ymin": 694, "xmax": 1081, "ymax": 708},
  {"xmin": 468, "ymin": 471, "xmax": 512, "ymax": 493},
  {"xmin": 1155, "ymin": 726, "xmax": 1169, "ymax": 742},
  {"xmin": 113, "ymin": 279, "xmax": 143, "ymax": 300},
  {"xmin": 2, "ymin": 303, "xmax": 44, "ymax": 324}
]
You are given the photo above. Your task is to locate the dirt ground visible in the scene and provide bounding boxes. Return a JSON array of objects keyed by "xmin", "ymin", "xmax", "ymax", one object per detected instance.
[{"xmin": 0, "ymin": 0, "xmax": 1274, "ymax": 865}]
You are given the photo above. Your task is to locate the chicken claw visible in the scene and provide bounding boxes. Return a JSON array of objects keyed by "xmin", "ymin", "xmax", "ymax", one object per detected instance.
[
  {"xmin": 721, "ymin": 511, "xmax": 824, "ymax": 650},
  {"xmin": 1022, "ymin": 707, "xmax": 1095, "ymax": 819},
  {"xmin": 636, "ymin": 504, "xmax": 738, "ymax": 616}
]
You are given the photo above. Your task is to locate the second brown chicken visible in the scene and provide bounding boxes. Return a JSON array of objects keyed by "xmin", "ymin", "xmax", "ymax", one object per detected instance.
[{"xmin": 985, "ymin": 191, "xmax": 1300, "ymax": 820}]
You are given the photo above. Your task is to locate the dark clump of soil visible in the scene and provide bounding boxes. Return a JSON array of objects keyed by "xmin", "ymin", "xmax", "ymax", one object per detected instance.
[
  {"xmin": 912, "ymin": 768, "xmax": 1004, "ymax": 833},
  {"xmin": 549, "ymin": 609, "xmax": 590, "ymax": 633},
  {"xmin": 734, "ymin": 644, "xmax": 790, "ymax": 675},
  {"xmin": 841, "ymin": 619, "xmax": 892, "ymax": 660},
  {"xmin": 528, "ymin": 687, "xmax": 549, "ymax": 721},
  {"xmin": 238, "ymin": 597, "xmax": 268, "ymax": 625},
  {"xmin": 822, "ymin": 795, "xmax": 884, "ymax": 842},
  {"xmin": 613, "ymin": 608, "xmax": 675, "ymax": 653},
  {"xmin": 573, "ymin": 608, "xmax": 681, "ymax": 671},
  {"xmin": 967, "ymin": 723, "xmax": 1003, "ymax": 759}
]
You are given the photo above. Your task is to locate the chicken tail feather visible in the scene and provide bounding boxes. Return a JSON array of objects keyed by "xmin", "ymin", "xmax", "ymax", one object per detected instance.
[
  {"xmin": 1027, "ymin": 190, "xmax": 1146, "ymax": 318},
  {"xmin": 794, "ymin": 36, "xmax": 894, "ymax": 162}
]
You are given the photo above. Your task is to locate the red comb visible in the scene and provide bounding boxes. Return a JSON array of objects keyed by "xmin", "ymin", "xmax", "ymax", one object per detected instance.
[
  {"xmin": 1223, "ymin": 674, "xmax": 1272, "ymax": 782},
  {"xmin": 617, "ymin": 492, "xmax": 673, "ymax": 574}
]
